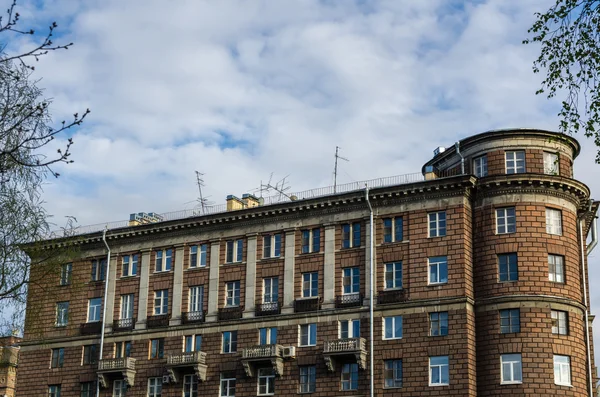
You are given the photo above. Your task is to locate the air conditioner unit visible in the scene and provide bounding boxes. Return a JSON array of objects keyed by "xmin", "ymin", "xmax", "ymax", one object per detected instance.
[
  {"xmin": 282, "ymin": 346, "xmax": 296, "ymax": 358},
  {"xmin": 162, "ymin": 375, "xmax": 170, "ymax": 384}
]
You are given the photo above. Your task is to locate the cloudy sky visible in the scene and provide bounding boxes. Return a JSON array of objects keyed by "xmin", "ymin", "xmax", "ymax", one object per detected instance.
[{"xmin": 10, "ymin": 0, "xmax": 600, "ymax": 362}]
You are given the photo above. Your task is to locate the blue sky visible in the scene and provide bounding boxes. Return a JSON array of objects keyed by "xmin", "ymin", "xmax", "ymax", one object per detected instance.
[{"xmin": 10, "ymin": 0, "xmax": 600, "ymax": 364}]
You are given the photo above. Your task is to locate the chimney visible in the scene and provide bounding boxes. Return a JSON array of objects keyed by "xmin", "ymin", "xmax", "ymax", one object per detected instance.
[
  {"xmin": 226, "ymin": 195, "xmax": 244, "ymax": 211},
  {"xmin": 424, "ymin": 165, "xmax": 438, "ymax": 180},
  {"xmin": 242, "ymin": 193, "xmax": 260, "ymax": 208}
]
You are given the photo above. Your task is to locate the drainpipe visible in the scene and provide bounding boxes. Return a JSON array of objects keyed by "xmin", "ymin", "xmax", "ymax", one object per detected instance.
[
  {"xmin": 586, "ymin": 213, "xmax": 598, "ymax": 255},
  {"xmin": 97, "ymin": 228, "xmax": 111, "ymax": 397},
  {"xmin": 578, "ymin": 219, "xmax": 593, "ymax": 397},
  {"xmin": 365, "ymin": 186, "xmax": 374, "ymax": 397},
  {"xmin": 454, "ymin": 142, "xmax": 465, "ymax": 175}
]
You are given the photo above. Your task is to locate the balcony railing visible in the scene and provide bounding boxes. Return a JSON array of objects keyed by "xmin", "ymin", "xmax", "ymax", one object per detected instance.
[
  {"xmin": 241, "ymin": 344, "xmax": 284, "ymax": 377},
  {"xmin": 377, "ymin": 289, "xmax": 407, "ymax": 305},
  {"xmin": 167, "ymin": 351, "xmax": 207, "ymax": 366},
  {"xmin": 182, "ymin": 311, "xmax": 205, "ymax": 324},
  {"xmin": 146, "ymin": 314, "xmax": 169, "ymax": 328},
  {"xmin": 335, "ymin": 293, "xmax": 363, "ymax": 309},
  {"xmin": 218, "ymin": 306, "xmax": 243, "ymax": 321},
  {"xmin": 324, "ymin": 338, "xmax": 366, "ymax": 353},
  {"xmin": 294, "ymin": 297, "xmax": 321, "ymax": 313},
  {"xmin": 98, "ymin": 357, "xmax": 136, "ymax": 372},
  {"xmin": 255, "ymin": 301, "xmax": 281, "ymax": 317},
  {"xmin": 80, "ymin": 322, "xmax": 102, "ymax": 335},
  {"xmin": 241, "ymin": 344, "xmax": 281, "ymax": 359},
  {"xmin": 113, "ymin": 318, "xmax": 135, "ymax": 332}
]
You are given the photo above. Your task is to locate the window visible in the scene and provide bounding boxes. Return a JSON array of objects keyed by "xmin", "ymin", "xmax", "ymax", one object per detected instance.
[
  {"xmin": 220, "ymin": 372, "xmax": 236, "ymax": 397},
  {"xmin": 385, "ymin": 262, "xmax": 403, "ymax": 289},
  {"xmin": 263, "ymin": 234, "xmax": 282, "ymax": 258},
  {"xmin": 80, "ymin": 382, "xmax": 95, "ymax": 397},
  {"xmin": 429, "ymin": 356, "xmax": 449, "ymax": 386},
  {"xmin": 341, "ymin": 363, "xmax": 358, "ymax": 391},
  {"xmin": 148, "ymin": 378, "xmax": 162, "ymax": 397},
  {"xmin": 91, "ymin": 258, "xmax": 106, "ymax": 281},
  {"xmin": 259, "ymin": 327, "xmax": 277, "ymax": 345},
  {"xmin": 189, "ymin": 285, "xmax": 204, "ymax": 313},
  {"xmin": 184, "ymin": 334, "xmax": 203, "ymax": 352},
  {"xmin": 120, "ymin": 294, "xmax": 134, "ymax": 320},
  {"xmin": 155, "ymin": 249, "xmax": 173, "ymax": 272},
  {"xmin": 505, "ymin": 151, "xmax": 526, "ymax": 174},
  {"xmin": 342, "ymin": 222, "xmax": 361, "ymax": 248},
  {"xmin": 500, "ymin": 309, "xmax": 520, "ymax": 333},
  {"xmin": 501, "ymin": 354, "xmax": 522, "ymax": 384},
  {"xmin": 551, "ymin": 310, "xmax": 568, "ymax": 335},
  {"xmin": 154, "ymin": 289, "xmax": 169, "ymax": 315},
  {"xmin": 302, "ymin": 272, "xmax": 318, "ymax": 298},
  {"xmin": 115, "ymin": 341, "xmax": 131, "ymax": 358},
  {"xmin": 225, "ymin": 281, "xmax": 241, "ymax": 307},
  {"xmin": 544, "ymin": 152, "xmax": 559, "ymax": 175},
  {"xmin": 428, "ymin": 256, "xmax": 448, "ymax": 285},
  {"xmin": 56, "ymin": 301, "xmax": 69, "ymax": 326},
  {"xmin": 342, "ymin": 267, "xmax": 360, "ymax": 295},
  {"xmin": 263, "ymin": 277, "xmax": 279, "ymax": 303},
  {"xmin": 59, "ymin": 263, "xmax": 72, "ymax": 286},
  {"xmin": 384, "ymin": 359, "xmax": 403, "ymax": 388},
  {"xmin": 112, "ymin": 379, "xmax": 127, "ymax": 397},
  {"xmin": 183, "ymin": 374, "xmax": 198, "ymax": 397},
  {"xmin": 189, "ymin": 244, "xmax": 207, "ymax": 268},
  {"xmin": 226, "ymin": 239, "xmax": 244, "ymax": 263},
  {"xmin": 87, "ymin": 298, "xmax": 102, "ymax": 322},
  {"xmin": 340, "ymin": 319, "xmax": 360, "ymax": 338},
  {"xmin": 48, "ymin": 385, "xmax": 61, "ymax": 397},
  {"xmin": 150, "ymin": 338, "xmax": 164, "ymax": 359},
  {"xmin": 299, "ymin": 324, "xmax": 317, "ymax": 346},
  {"xmin": 383, "ymin": 217, "xmax": 403, "ymax": 243},
  {"xmin": 301, "ymin": 228, "xmax": 320, "ymax": 253},
  {"xmin": 554, "ymin": 355, "xmax": 571, "ymax": 386},
  {"xmin": 258, "ymin": 367, "xmax": 275, "ymax": 395},
  {"xmin": 222, "ymin": 331, "xmax": 238, "ymax": 353},
  {"xmin": 50, "ymin": 348, "xmax": 64, "ymax": 368},
  {"xmin": 299, "ymin": 365, "xmax": 316, "ymax": 393},
  {"xmin": 428, "ymin": 211, "xmax": 446, "ymax": 237},
  {"xmin": 430, "ymin": 312, "xmax": 448, "ymax": 336},
  {"xmin": 548, "ymin": 254, "xmax": 565, "ymax": 283},
  {"xmin": 498, "ymin": 253, "xmax": 518, "ymax": 282},
  {"xmin": 383, "ymin": 316, "xmax": 403, "ymax": 339},
  {"xmin": 82, "ymin": 344, "xmax": 98, "ymax": 365},
  {"xmin": 122, "ymin": 254, "xmax": 138, "ymax": 277},
  {"xmin": 496, "ymin": 207, "xmax": 516, "ymax": 234},
  {"xmin": 546, "ymin": 208, "xmax": 563, "ymax": 235},
  {"xmin": 473, "ymin": 155, "xmax": 488, "ymax": 177}
]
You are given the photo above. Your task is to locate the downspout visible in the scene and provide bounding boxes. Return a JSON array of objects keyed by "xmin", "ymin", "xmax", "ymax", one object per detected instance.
[
  {"xmin": 455, "ymin": 141, "xmax": 465, "ymax": 175},
  {"xmin": 97, "ymin": 228, "xmax": 111, "ymax": 397},
  {"xmin": 365, "ymin": 186, "xmax": 374, "ymax": 397},
  {"xmin": 587, "ymin": 214, "xmax": 598, "ymax": 255},
  {"xmin": 579, "ymin": 219, "xmax": 593, "ymax": 397}
]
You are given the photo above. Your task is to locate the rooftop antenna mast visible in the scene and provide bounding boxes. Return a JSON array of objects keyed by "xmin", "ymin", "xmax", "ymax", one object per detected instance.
[
  {"xmin": 195, "ymin": 171, "xmax": 213, "ymax": 214},
  {"xmin": 259, "ymin": 173, "xmax": 293, "ymax": 201},
  {"xmin": 333, "ymin": 146, "xmax": 349, "ymax": 193}
]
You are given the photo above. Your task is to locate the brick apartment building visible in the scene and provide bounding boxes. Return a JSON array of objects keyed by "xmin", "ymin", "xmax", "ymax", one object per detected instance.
[
  {"xmin": 16, "ymin": 128, "xmax": 599, "ymax": 396},
  {"xmin": 0, "ymin": 336, "xmax": 20, "ymax": 397}
]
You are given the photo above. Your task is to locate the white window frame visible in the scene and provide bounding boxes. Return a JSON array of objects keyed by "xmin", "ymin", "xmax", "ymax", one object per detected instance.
[
  {"xmin": 184, "ymin": 334, "xmax": 203, "ymax": 353},
  {"xmin": 263, "ymin": 234, "xmax": 282, "ymax": 258},
  {"xmin": 147, "ymin": 377, "xmax": 162, "ymax": 397},
  {"xmin": 383, "ymin": 316, "xmax": 403, "ymax": 340},
  {"xmin": 122, "ymin": 254, "xmax": 138, "ymax": 277},
  {"xmin": 385, "ymin": 262, "xmax": 403, "ymax": 290},
  {"xmin": 342, "ymin": 267, "xmax": 360, "ymax": 295},
  {"xmin": 546, "ymin": 208, "xmax": 563, "ymax": 235},
  {"xmin": 120, "ymin": 294, "xmax": 134, "ymax": 320},
  {"xmin": 225, "ymin": 281, "xmax": 241, "ymax": 307},
  {"xmin": 59, "ymin": 263, "xmax": 72, "ymax": 286},
  {"xmin": 340, "ymin": 319, "xmax": 360, "ymax": 339},
  {"xmin": 222, "ymin": 331, "xmax": 238, "ymax": 353},
  {"xmin": 189, "ymin": 244, "xmax": 208, "ymax": 268},
  {"xmin": 149, "ymin": 338, "xmax": 164, "ymax": 359},
  {"xmin": 341, "ymin": 363, "xmax": 359, "ymax": 391},
  {"xmin": 263, "ymin": 277, "xmax": 279, "ymax": 303},
  {"xmin": 154, "ymin": 289, "xmax": 169, "ymax": 315},
  {"xmin": 548, "ymin": 254, "xmax": 565, "ymax": 283},
  {"xmin": 383, "ymin": 216, "xmax": 403, "ymax": 243},
  {"xmin": 299, "ymin": 323, "xmax": 317, "ymax": 347},
  {"xmin": 301, "ymin": 228, "xmax": 321, "ymax": 254},
  {"xmin": 189, "ymin": 285, "xmax": 204, "ymax": 313},
  {"xmin": 56, "ymin": 301, "xmax": 69, "ymax": 326},
  {"xmin": 384, "ymin": 359, "xmax": 403, "ymax": 388},
  {"xmin": 220, "ymin": 373, "xmax": 236, "ymax": 397},
  {"xmin": 554, "ymin": 355, "xmax": 571, "ymax": 386},
  {"xmin": 87, "ymin": 298, "xmax": 101, "ymax": 323},
  {"xmin": 429, "ymin": 356, "xmax": 449, "ymax": 386},
  {"xmin": 496, "ymin": 207, "xmax": 516, "ymax": 234},
  {"xmin": 91, "ymin": 258, "xmax": 106, "ymax": 281},
  {"xmin": 429, "ymin": 312, "xmax": 448, "ymax": 336},
  {"xmin": 299, "ymin": 365, "xmax": 316, "ymax": 393},
  {"xmin": 500, "ymin": 354, "xmax": 522, "ymax": 384},
  {"xmin": 114, "ymin": 341, "xmax": 131, "ymax": 358},
  {"xmin": 551, "ymin": 310, "xmax": 568, "ymax": 335},
  {"xmin": 428, "ymin": 211, "xmax": 447, "ymax": 237},
  {"xmin": 183, "ymin": 374, "xmax": 198, "ymax": 397},
  {"xmin": 257, "ymin": 367, "xmax": 275, "ymax": 396},
  {"xmin": 544, "ymin": 151, "xmax": 559, "ymax": 175},
  {"xmin": 155, "ymin": 249, "xmax": 173, "ymax": 272},
  {"xmin": 505, "ymin": 150, "xmax": 526, "ymax": 174},
  {"xmin": 342, "ymin": 222, "xmax": 361, "ymax": 248},
  {"xmin": 473, "ymin": 155, "xmax": 488, "ymax": 177},
  {"xmin": 302, "ymin": 272, "xmax": 319, "ymax": 298},
  {"xmin": 428, "ymin": 256, "xmax": 448, "ymax": 285},
  {"xmin": 226, "ymin": 239, "xmax": 244, "ymax": 263},
  {"xmin": 113, "ymin": 379, "xmax": 127, "ymax": 397},
  {"xmin": 259, "ymin": 327, "xmax": 277, "ymax": 345}
]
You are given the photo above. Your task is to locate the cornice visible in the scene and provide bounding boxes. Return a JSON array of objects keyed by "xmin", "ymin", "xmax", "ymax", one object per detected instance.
[{"xmin": 475, "ymin": 294, "xmax": 586, "ymax": 313}]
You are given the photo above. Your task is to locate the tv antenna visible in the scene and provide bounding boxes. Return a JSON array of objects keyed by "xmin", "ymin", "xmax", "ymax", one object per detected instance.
[
  {"xmin": 256, "ymin": 173, "xmax": 293, "ymax": 201},
  {"xmin": 195, "ymin": 171, "xmax": 214, "ymax": 214},
  {"xmin": 333, "ymin": 146, "xmax": 349, "ymax": 193}
]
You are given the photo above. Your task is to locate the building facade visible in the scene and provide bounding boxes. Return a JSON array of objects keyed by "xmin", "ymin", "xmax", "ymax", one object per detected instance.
[
  {"xmin": 0, "ymin": 336, "xmax": 20, "ymax": 397},
  {"xmin": 17, "ymin": 129, "xmax": 599, "ymax": 396}
]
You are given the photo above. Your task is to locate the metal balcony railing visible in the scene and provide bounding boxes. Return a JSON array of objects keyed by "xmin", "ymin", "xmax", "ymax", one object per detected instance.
[
  {"xmin": 80, "ymin": 322, "xmax": 102, "ymax": 335},
  {"xmin": 377, "ymin": 289, "xmax": 407, "ymax": 305},
  {"xmin": 167, "ymin": 351, "xmax": 207, "ymax": 366},
  {"xmin": 182, "ymin": 311, "xmax": 205, "ymax": 324},
  {"xmin": 294, "ymin": 297, "xmax": 321, "ymax": 313},
  {"xmin": 324, "ymin": 338, "xmax": 365, "ymax": 354},
  {"xmin": 218, "ymin": 306, "xmax": 243, "ymax": 321},
  {"xmin": 113, "ymin": 318, "xmax": 135, "ymax": 332},
  {"xmin": 98, "ymin": 357, "xmax": 136, "ymax": 372},
  {"xmin": 335, "ymin": 293, "xmax": 363, "ymax": 308},
  {"xmin": 241, "ymin": 344, "xmax": 281, "ymax": 359},
  {"xmin": 255, "ymin": 301, "xmax": 280, "ymax": 316},
  {"xmin": 146, "ymin": 314, "xmax": 169, "ymax": 328}
]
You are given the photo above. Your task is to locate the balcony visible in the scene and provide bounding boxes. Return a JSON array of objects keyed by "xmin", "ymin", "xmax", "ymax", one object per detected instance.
[
  {"xmin": 240, "ymin": 344, "xmax": 283, "ymax": 377},
  {"xmin": 218, "ymin": 306, "xmax": 243, "ymax": 321},
  {"xmin": 182, "ymin": 311, "xmax": 205, "ymax": 324},
  {"xmin": 79, "ymin": 322, "xmax": 102, "ymax": 335},
  {"xmin": 335, "ymin": 293, "xmax": 363, "ymax": 309},
  {"xmin": 112, "ymin": 318, "xmax": 134, "ymax": 332},
  {"xmin": 323, "ymin": 338, "xmax": 367, "ymax": 372},
  {"xmin": 294, "ymin": 297, "xmax": 321, "ymax": 313},
  {"xmin": 146, "ymin": 314, "xmax": 169, "ymax": 328},
  {"xmin": 255, "ymin": 301, "xmax": 281, "ymax": 317},
  {"xmin": 377, "ymin": 289, "xmax": 407, "ymax": 305},
  {"xmin": 97, "ymin": 357, "xmax": 136, "ymax": 388},
  {"xmin": 166, "ymin": 351, "xmax": 208, "ymax": 383}
]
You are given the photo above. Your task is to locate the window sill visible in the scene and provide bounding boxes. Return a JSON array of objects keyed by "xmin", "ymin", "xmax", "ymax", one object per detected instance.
[
  {"xmin": 427, "ymin": 282, "xmax": 448, "ymax": 287},
  {"xmin": 299, "ymin": 251, "xmax": 321, "ymax": 256},
  {"xmin": 298, "ymin": 345, "xmax": 317, "ymax": 348},
  {"xmin": 555, "ymin": 383, "xmax": 573, "ymax": 387},
  {"xmin": 339, "ymin": 246, "xmax": 364, "ymax": 252},
  {"xmin": 186, "ymin": 266, "xmax": 208, "ymax": 271},
  {"xmin": 427, "ymin": 235, "xmax": 447, "ymax": 239},
  {"xmin": 381, "ymin": 240, "xmax": 408, "ymax": 245},
  {"xmin": 223, "ymin": 261, "xmax": 246, "ymax": 266},
  {"xmin": 429, "ymin": 383, "xmax": 449, "ymax": 387},
  {"xmin": 260, "ymin": 256, "xmax": 284, "ymax": 262},
  {"xmin": 383, "ymin": 386, "xmax": 403, "ymax": 390},
  {"xmin": 500, "ymin": 382, "xmax": 523, "ymax": 385},
  {"xmin": 152, "ymin": 270, "xmax": 173, "ymax": 274},
  {"xmin": 120, "ymin": 275, "xmax": 139, "ymax": 279},
  {"xmin": 54, "ymin": 324, "xmax": 67, "ymax": 328}
]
